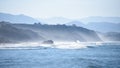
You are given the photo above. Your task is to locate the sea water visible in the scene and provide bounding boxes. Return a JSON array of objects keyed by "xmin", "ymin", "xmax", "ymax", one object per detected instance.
[{"xmin": 0, "ymin": 43, "xmax": 120, "ymax": 68}]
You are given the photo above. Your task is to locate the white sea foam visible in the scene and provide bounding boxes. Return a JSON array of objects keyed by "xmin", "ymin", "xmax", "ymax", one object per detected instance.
[{"xmin": 0, "ymin": 41, "xmax": 120, "ymax": 49}]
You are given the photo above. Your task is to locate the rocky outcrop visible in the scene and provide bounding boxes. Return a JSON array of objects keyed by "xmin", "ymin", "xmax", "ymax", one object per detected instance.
[{"xmin": 42, "ymin": 40, "xmax": 54, "ymax": 44}]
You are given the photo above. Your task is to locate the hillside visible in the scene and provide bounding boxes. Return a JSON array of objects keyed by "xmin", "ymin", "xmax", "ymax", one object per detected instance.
[
  {"xmin": 67, "ymin": 21, "xmax": 120, "ymax": 32},
  {"xmin": 0, "ymin": 21, "xmax": 44, "ymax": 43},
  {"xmin": 0, "ymin": 13, "xmax": 39, "ymax": 24},
  {"xmin": 80, "ymin": 16, "xmax": 120, "ymax": 23},
  {"xmin": 14, "ymin": 23, "xmax": 101, "ymax": 42},
  {"xmin": 39, "ymin": 17, "xmax": 72, "ymax": 24}
]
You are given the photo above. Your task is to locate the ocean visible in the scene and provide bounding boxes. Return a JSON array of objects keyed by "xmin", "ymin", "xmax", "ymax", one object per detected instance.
[{"xmin": 0, "ymin": 43, "xmax": 120, "ymax": 68}]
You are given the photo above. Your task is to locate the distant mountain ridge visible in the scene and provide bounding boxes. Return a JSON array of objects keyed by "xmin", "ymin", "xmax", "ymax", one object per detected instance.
[
  {"xmin": 40, "ymin": 17, "xmax": 72, "ymax": 24},
  {"xmin": 41, "ymin": 16, "xmax": 120, "ymax": 24},
  {"xmin": 0, "ymin": 13, "xmax": 39, "ymax": 24},
  {"xmin": 1, "ymin": 12, "xmax": 120, "ymax": 24},
  {"xmin": 80, "ymin": 16, "xmax": 120, "ymax": 23},
  {"xmin": 40, "ymin": 16, "xmax": 120, "ymax": 32},
  {"xmin": 67, "ymin": 21, "xmax": 120, "ymax": 32}
]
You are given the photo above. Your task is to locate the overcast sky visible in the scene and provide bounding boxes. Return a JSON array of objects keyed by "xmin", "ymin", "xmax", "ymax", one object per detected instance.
[{"xmin": 0, "ymin": 0, "xmax": 120, "ymax": 19}]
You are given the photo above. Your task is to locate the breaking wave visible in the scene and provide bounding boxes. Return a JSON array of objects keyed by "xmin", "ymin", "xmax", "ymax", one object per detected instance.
[{"xmin": 0, "ymin": 41, "xmax": 120, "ymax": 49}]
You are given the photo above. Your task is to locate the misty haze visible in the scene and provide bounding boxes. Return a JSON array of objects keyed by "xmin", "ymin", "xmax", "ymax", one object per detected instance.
[{"xmin": 0, "ymin": 0, "xmax": 120, "ymax": 68}]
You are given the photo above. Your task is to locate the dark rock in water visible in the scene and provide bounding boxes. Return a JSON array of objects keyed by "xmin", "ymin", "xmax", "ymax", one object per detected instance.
[
  {"xmin": 87, "ymin": 46, "xmax": 95, "ymax": 48},
  {"xmin": 42, "ymin": 40, "xmax": 54, "ymax": 44}
]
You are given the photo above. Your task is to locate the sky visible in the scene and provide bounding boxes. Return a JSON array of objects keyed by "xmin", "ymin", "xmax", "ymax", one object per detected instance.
[{"xmin": 0, "ymin": 0, "xmax": 120, "ymax": 19}]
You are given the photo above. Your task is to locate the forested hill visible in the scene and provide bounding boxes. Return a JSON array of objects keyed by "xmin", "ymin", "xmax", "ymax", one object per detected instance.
[{"xmin": 14, "ymin": 23, "xmax": 101, "ymax": 42}]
